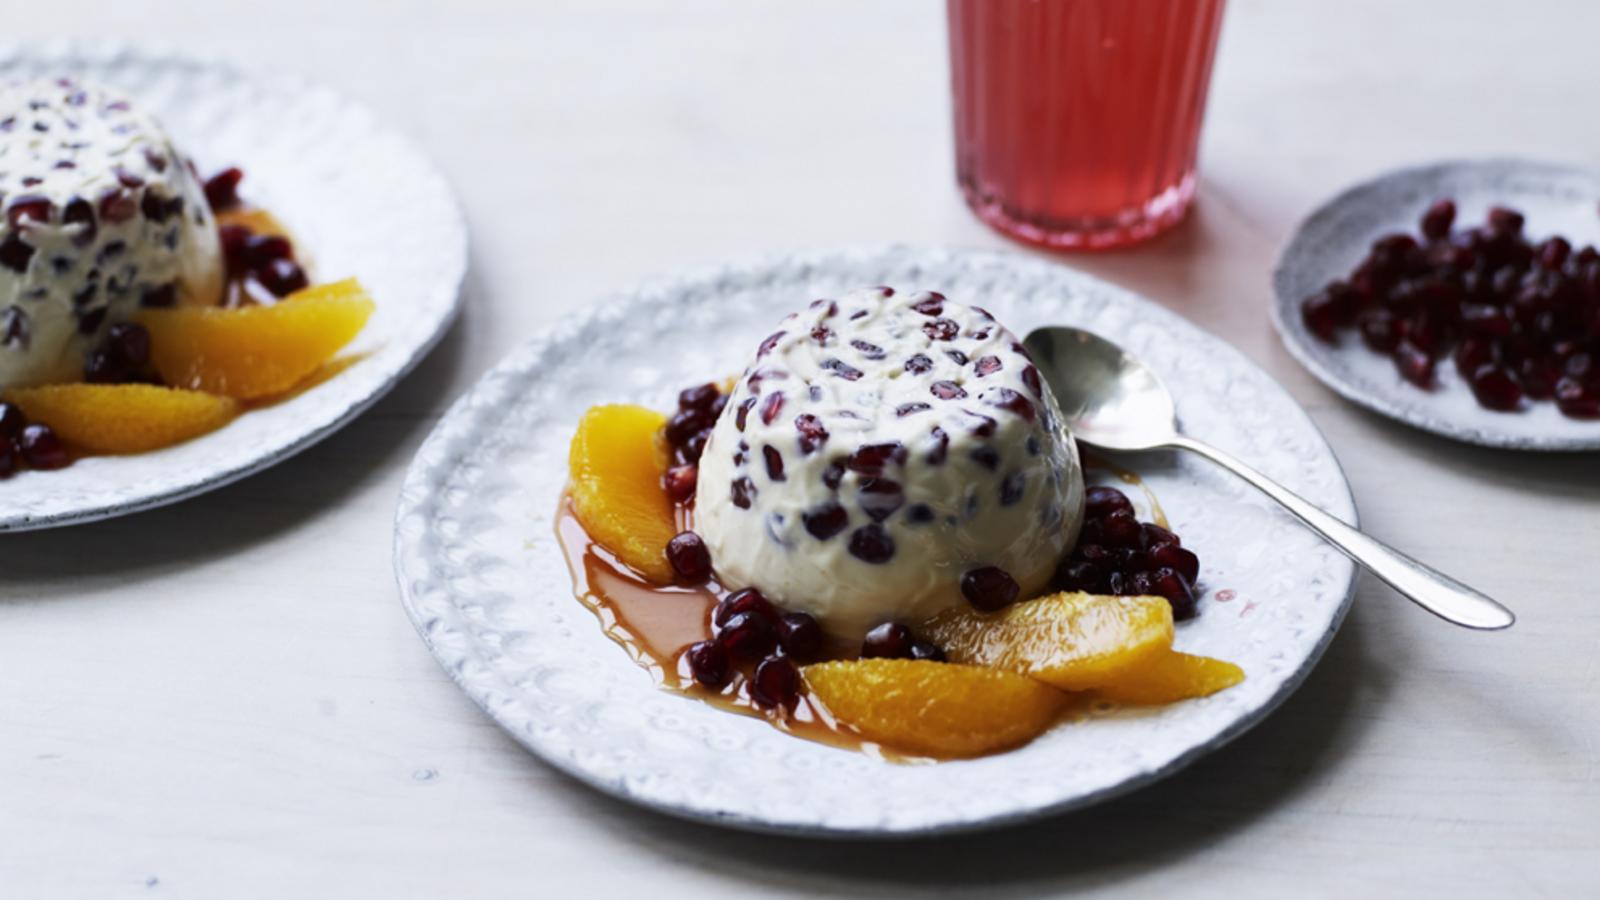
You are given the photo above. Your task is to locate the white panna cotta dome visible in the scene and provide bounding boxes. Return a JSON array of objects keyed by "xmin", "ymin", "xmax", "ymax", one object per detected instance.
[
  {"xmin": 0, "ymin": 78, "xmax": 224, "ymax": 389},
  {"xmin": 694, "ymin": 287, "xmax": 1086, "ymax": 639}
]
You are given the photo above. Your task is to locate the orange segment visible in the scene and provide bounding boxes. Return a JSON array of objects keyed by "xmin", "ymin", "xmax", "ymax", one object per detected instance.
[
  {"xmin": 568, "ymin": 404, "xmax": 677, "ymax": 585},
  {"xmin": 139, "ymin": 278, "xmax": 373, "ymax": 399},
  {"xmin": 1094, "ymin": 652, "xmax": 1244, "ymax": 705},
  {"xmin": 923, "ymin": 591, "xmax": 1174, "ymax": 692},
  {"xmin": 802, "ymin": 659, "xmax": 1068, "ymax": 759},
  {"xmin": 4, "ymin": 384, "xmax": 237, "ymax": 453}
]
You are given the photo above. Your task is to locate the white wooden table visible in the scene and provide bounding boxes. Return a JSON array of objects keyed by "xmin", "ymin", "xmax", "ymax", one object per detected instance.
[{"xmin": 4, "ymin": 2, "xmax": 1598, "ymax": 896}]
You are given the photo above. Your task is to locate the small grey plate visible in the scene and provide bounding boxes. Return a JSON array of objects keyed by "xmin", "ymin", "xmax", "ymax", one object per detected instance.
[
  {"xmin": 1272, "ymin": 158, "xmax": 1600, "ymax": 452},
  {"xmin": 395, "ymin": 245, "xmax": 1358, "ymax": 838},
  {"xmin": 0, "ymin": 41, "xmax": 467, "ymax": 530}
]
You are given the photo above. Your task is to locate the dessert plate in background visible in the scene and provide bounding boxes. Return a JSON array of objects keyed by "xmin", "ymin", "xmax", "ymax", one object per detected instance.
[
  {"xmin": 1272, "ymin": 158, "xmax": 1600, "ymax": 451},
  {"xmin": 394, "ymin": 245, "xmax": 1358, "ymax": 837},
  {"xmin": 0, "ymin": 41, "xmax": 466, "ymax": 530}
]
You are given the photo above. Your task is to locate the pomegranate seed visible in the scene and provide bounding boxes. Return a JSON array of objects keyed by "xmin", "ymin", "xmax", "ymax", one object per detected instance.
[
  {"xmin": 909, "ymin": 641, "xmax": 947, "ymax": 662},
  {"xmin": 922, "ymin": 318, "xmax": 959, "ymax": 341},
  {"xmin": 960, "ymin": 566, "xmax": 1020, "ymax": 611},
  {"xmin": 847, "ymin": 525, "xmax": 895, "ymax": 563},
  {"xmin": 1420, "ymin": 198, "xmax": 1455, "ymax": 239},
  {"xmin": 802, "ymin": 501, "xmax": 849, "ymax": 541},
  {"xmin": 686, "ymin": 640, "xmax": 731, "ymax": 689},
  {"xmin": 986, "ymin": 387, "xmax": 1036, "ymax": 422},
  {"xmin": 6, "ymin": 196, "xmax": 53, "ymax": 227},
  {"xmin": 930, "ymin": 380, "xmax": 967, "ymax": 400},
  {"xmin": 0, "ymin": 402, "xmax": 24, "ymax": 438},
  {"xmin": 1556, "ymin": 377, "xmax": 1600, "ymax": 418},
  {"xmin": 83, "ymin": 347, "xmax": 128, "ymax": 384},
  {"xmin": 904, "ymin": 354, "xmax": 933, "ymax": 374},
  {"xmin": 1084, "ymin": 486, "xmax": 1133, "ymax": 518},
  {"xmin": 1469, "ymin": 365, "xmax": 1523, "ymax": 411},
  {"xmin": 1055, "ymin": 560, "xmax": 1105, "ymax": 593},
  {"xmin": 777, "ymin": 612, "xmax": 823, "ymax": 661},
  {"xmin": 1487, "ymin": 206, "xmax": 1525, "ymax": 234},
  {"xmin": 945, "ymin": 349, "xmax": 969, "ymax": 366},
  {"xmin": 18, "ymin": 424, "xmax": 68, "ymax": 469},
  {"xmin": 821, "ymin": 358, "xmax": 863, "ymax": 380},
  {"xmin": 718, "ymin": 611, "xmax": 777, "ymax": 661},
  {"xmin": 1393, "ymin": 340, "xmax": 1435, "ymax": 388},
  {"xmin": 1147, "ymin": 544, "xmax": 1200, "ymax": 583},
  {"xmin": 1455, "ymin": 338, "xmax": 1496, "ymax": 378},
  {"xmin": 1139, "ymin": 523, "xmax": 1179, "ymax": 549},
  {"xmin": 1147, "ymin": 567, "xmax": 1198, "ymax": 620},
  {"xmin": 0, "ymin": 443, "xmax": 16, "ymax": 479},
  {"xmin": 256, "ymin": 259, "xmax": 308, "ymax": 297},
  {"xmin": 1517, "ymin": 359, "xmax": 1560, "ymax": 400},
  {"xmin": 666, "ymin": 531, "xmax": 712, "ymax": 583},
  {"xmin": 664, "ymin": 408, "xmax": 708, "ymax": 447},
  {"xmin": 1358, "ymin": 310, "xmax": 1400, "ymax": 352},
  {"xmin": 846, "ymin": 442, "xmax": 906, "ymax": 476},
  {"xmin": 730, "ymin": 476, "xmax": 757, "ymax": 509},
  {"xmin": 910, "ymin": 294, "xmax": 945, "ymax": 316},
  {"xmin": 858, "ymin": 478, "xmax": 904, "ymax": 522},
  {"xmin": 1099, "ymin": 510, "xmax": 1142, "ymax": 548},
  {"xmin": 974, "ymin": 356, "xmax": 1002, "ymax": 377},
  {"xmin": 715, "ymin": 588, "xmax": 777, "ymax": 628},
  {"xmin": 1542, "ymin": 238, "xmax": 1575, "ymax": 271},
  {"xmin": 751, "ymin": 656, "xmax": 802, "ymax": 710},
  {"xmin": 203, "ymin": 167, "xmax": 244, "ymax": 210},
  {"xmin": 1106, "ymin": 571, "xmax": 1129, "ymax": 595},
  {"xmin": 664, "ymin": 464, "xmax": 698, "ymax": 503},
  {"xmin": 851, "ymin": 339, "xmax": 886, "ymax": 359},
  {"xmin": 820, "ymin": 463, "xmax": 844, "ymax": 490},
  {"xmin": 0, "ymin": 235, "xmax": 36, "ymax": 273},
  {"xmin": 107, "ymin": 322, "xmax": 150, "ymax": 368},
  {"xmin": 1460, "ymin": 304, "xmax": 1512, "ymax": 337},
  {"xmin": 757, "ymin": 331, "xmax": 786, "ymax": 357},
  {"xmin": 1020, "ymin": 365, "xmax": 1043, "ymax": 398},
  {"xmin": 760, "ymin": 391, "xmax": 785, "ymax": 425},
  {"xmin": 678, "ymin": 382, "xmax": 720, "ymax": 411},
  {"xmin": 895, "ymin": 402, "xmax": 930, "ymax": 417},
  {"xmin": 861, "ymin": 622, "xmax": 914, "ymax": 659}
]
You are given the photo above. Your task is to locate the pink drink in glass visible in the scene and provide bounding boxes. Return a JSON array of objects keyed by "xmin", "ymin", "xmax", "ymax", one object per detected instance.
[{"xmin": 948, "ymin": 0, "xmax": 1226, "ymax": 250}]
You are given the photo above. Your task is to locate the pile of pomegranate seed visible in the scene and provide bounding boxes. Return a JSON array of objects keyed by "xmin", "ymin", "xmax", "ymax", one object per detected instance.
[
  {"xmin": 205, "ymin": 167, "xmax": 310, "ymax": 302},
  {"xmin": 684, "ymin": 587, "xmax": 825, "ymax": 711},
  {"xmin": 0, "ymin": 401, "xmax": 69, "ymax": 477},
  {"xmin": 1055, "ymin": 486, "xmax": 1202, "ymax": 620},
  {"xmin": 1301, "ymin": 199, "xmax": 1600, "ymax": 418}
]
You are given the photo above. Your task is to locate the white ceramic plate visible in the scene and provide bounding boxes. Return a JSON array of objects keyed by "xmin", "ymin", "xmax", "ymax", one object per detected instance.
[
  {"xmin": 0, "ymin": 41, "xmax": 466, "ymax": 530},
  {"xmin": 1272, "ymin": 158, "xmax": 1600, "ymax": 451},
  {"xmin": 394, "ymin": 246, "xmax": 1358, "ymax": 837}
]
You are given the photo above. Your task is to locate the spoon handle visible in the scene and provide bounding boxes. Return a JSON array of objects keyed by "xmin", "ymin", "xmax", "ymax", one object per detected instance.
[{"xmin": 1166, "ymin": 435, "xmax": 1515, "ymax": 630}]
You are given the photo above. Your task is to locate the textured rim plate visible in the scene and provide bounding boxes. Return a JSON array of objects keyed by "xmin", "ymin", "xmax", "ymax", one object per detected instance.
[
  {"xmin": 0, "ymin": 40, "xmax": 467, "ymax": 530},
  {"xmin": 394, "ymin": 245, "xmax": 1358, "ymax": 838},
  {"xmin": 1272, "ymin": 158, "xmax": 1600, "ymax": 451}
]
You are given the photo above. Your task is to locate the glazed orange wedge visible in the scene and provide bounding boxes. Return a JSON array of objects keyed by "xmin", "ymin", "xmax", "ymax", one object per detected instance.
[
  {"xmin": 802, "ymin": 659, "xmax": 1069, "ymax": 758},
  {"xmin": 4, "ymin": 383, "xmax": 238, "ymax": 453},
  {"xmin": 139, "ymin": 278, "xmax": 373, "ymax": 399},
  {"xmin": 923, "ymin": 591, "xmax": 1175, "ymax": 692},
  {"xmin": 1093, "ymin": 651, "xmax": 1244, "ymax": 705},
  {"xmin": 568, "ymin": 404, "xmax": 678, "ymax": 585}
]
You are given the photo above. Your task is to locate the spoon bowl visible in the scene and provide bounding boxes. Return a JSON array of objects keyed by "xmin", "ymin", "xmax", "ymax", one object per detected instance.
[{"xmin": 1024, "ymin": 325, "xmax": 1515, "ymax": 631}]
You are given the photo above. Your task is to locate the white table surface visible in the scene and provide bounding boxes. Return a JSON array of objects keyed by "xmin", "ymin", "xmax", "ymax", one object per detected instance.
[{"xmin": 4, "ymin": 2, "xmax": 1598, "ymax": 897}]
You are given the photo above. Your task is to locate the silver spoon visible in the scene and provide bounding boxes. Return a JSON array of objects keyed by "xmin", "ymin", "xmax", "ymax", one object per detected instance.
[{"xmin": 1024, "ymin": 325, "xmax": 1515, "ymax": 631}]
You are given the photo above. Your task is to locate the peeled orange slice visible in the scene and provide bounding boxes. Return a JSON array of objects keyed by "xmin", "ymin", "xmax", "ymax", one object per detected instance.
[
  {"xmin": 4, "ymin": 383, "xmax": 238, "ymax": 453},
  {"xmin": 139, "ymin": 278, "xmax": 373, "ymax": 399},
  {"xmin": 923, "ymin": 591, "xmax": 1175, "ymax": 692},
  {"xmin": 803, "ymin": 659, "xmax": 1068, "ymax": 758},
  {"xmin": 568, "ymin": 404, "xmax": 678, "ymax": 584},
  {"xmin": 1093, "ymin": 652, "xmax": 1244, "ymax": 705}
]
